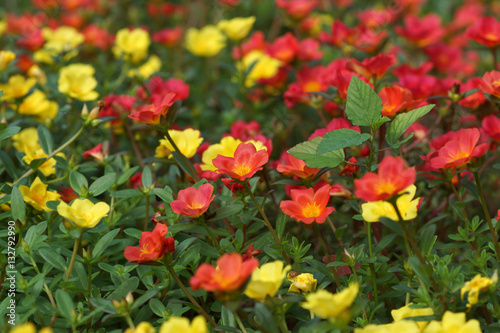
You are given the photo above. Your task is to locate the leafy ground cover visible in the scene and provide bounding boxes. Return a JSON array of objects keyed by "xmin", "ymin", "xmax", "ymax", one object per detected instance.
[{"xmin": 1, "ymin": 0, "xmax": 500, "ymax": 332}]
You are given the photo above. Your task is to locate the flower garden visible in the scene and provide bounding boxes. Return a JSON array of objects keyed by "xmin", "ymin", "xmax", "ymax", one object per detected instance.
[{"xmin": 1, "ymin": 0, "xmax": 500, "ymax": 332}]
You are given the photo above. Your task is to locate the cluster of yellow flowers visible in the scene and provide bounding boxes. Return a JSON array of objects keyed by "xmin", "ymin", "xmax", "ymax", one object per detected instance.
[
  {"xmin": 126, "ymin": 316, "xmax": 207, "ymax": 333},
  {"xmin": 34, "ymin": 26, "xmax": 84, "ymax": 64}
]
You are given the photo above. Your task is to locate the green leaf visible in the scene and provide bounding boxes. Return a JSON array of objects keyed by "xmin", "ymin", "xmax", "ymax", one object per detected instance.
[
  {"xmin": 37, "ymin": 125, "xmax": 54, "ymax": 154},
  {"xmin": 149, "ymin": 298, "xmax": 166, "ymax": 317},
  {"xmin": 345, "ymin": 76, "xmax": 383, "ymax": 127},
  {"xmin": 111, "ymin": 189, "xmax": 142, "ymax": 198},
  {"xmin": 407, "ymin": 256, "xmax": 431, "ymax": 286},
  {"xmin": 0, "ymin": 150, "xmax": 18, "ymax": 179},
  {"xmin": 11, "ymin": 186, "xmax": 26, "ymax": 222},
  {"xmin": 92, "ymin": 228, "xmax": 120, "ymax": 260},
  {"xmin": 289, "ymin": 137, "xmax": 345, "ymax": 169},
  {"xmin": 209, "ymin": 204, "xmax": 244, "ymax": 221},
  {"xmin": 386, "ymin": 104, "xmax": 434, "ymax": 146},
  {"xmin": 88, "ymin": 173, "xmax": 116, "ymax": 196},
  {"xmin": 108, "ymin": 277, "xmax": 139, "ymax": 300},
  {"xmin": 254, "ymin": 303, "xmax": 279, "ymax": 333},
  {"xmin": 317, "ymin": 129, "xmax": 371, "ymax": 154},
  {"xmin": 152, "ymin": 186, "xmax": 174, "ymax": 203},
  {"xmin": 171, "ymin": 151, "xmax": 197, "ymax": 179},
  {"xmin": 371, "ymin": 116, "xmax": 391, "ymax": 131},
  {"xmin": 0, "ymin": 126, "xmax": 21, "ymax": 142},
  {"xmin": 117, "ymin": 166, "xmax": 140, "ymax": 185},
  {"xmin": 38, "ymin": 248, "xmax": 67, "ymax": 271},
  {"xmin": 142, "ymin": 165, "xmax": 153, "ymax": 188},
  {"xmin": 55, "ymin": 289, "xmax": 74, "ymax": 321},
  {"xmin": 89, "ymin": 298, "xmax": 116, "ymax": 314},
  {"xmin": 69, "ymin": 170, "xmax": 88, "ymax": 195},
  {"xmin": 131, "ymin": 288, "xmax": 159, "ymax": 311}
]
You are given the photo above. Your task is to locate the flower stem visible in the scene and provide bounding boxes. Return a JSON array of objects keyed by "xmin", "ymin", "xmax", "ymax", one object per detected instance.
[
  {"xmin": 314, "ymin": 224, "xmax": 341, "ymax": 290},
  {"xmin": 234, "ymin": 311, "xmax": 248, "ymax": 333},
  {"xmin": 165, "ymin": 262, "xmax": 217, "ymax": 327},
  {"xmin": 350, "ymin": 256, "xmax": 367, "ymax": 321},
  {"xmin": 65, "ymin": 232, "xmax": 83, "ymax": 281},
  {"xmin": 245, "ymin": 185, "xmax": 291, "ymax": 266},
  {"xmin": 472, "ymin": 170, "xmax": 500, "ymax": 260},
  {"xmin": 144, "ymin": 194, "xmax": 150, "ymax": 231},
  {"xmin": 13, "ymin": 126, "xmax": 85, "ymax": 185},
  {"xmin": 366, "ymin": 222, "xmax": 379, "ymax": 306}
]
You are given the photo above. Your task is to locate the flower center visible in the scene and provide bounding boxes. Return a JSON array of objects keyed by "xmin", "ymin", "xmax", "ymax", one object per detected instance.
[
  {"xmin": 302, "ymin": 202, "xmax": 321, "ymax": 218},
  {"xmin": 232, "ymin": 163, "xmax": 251, "ymax": 176}
]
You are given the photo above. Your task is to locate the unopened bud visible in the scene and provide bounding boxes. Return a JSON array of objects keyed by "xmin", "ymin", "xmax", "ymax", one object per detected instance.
[
  {"xmin": 21, "ymin": 240, "xmax": 30, "ymax": 253},
  {"xmin": 126, "ymin": 292, "xmax": 134, "ymax": 306}
]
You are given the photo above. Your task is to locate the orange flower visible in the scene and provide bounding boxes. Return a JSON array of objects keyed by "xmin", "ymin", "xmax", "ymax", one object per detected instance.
[
  {"xmin": 480, "ymin": 70, "xmax": 500, "ymax": 98},
  {"xmin": 212, "ymin": 142, "xmax": 269, "ymax": 181},
  {"xmin": 425, "ymin": 128, "xmax": 488, "ymax": 170},
  {"xmin": 465, "ymin": 16, "xmax": 500, "ymax": 48},
  {"xmin": 348, "ymin": 54, "xmax": 395, "ymax": 80},
  {"xmin": 354, "ymin": 156, "xmax": 416, "ymax": 202},
  {"xmin": 128, "ymin": 93, "xmax": 176, "ymax": 124},
  {"xmin": 170, "ymin": 183, "xmax": 215, "ymax": 218},
  {"xmin": 482, "ymin": 115, "xmax": 500, "ymax": 141},
  {"xmin": 276, "ymin": 152, "xmax": 319, "ymax": 179},
  {"xmin": 124, "ymin": 223, "xmax": 175, "ymax": 263},
  {"xmin": 190, "ymin": 253, "xmax": 259, "ymax": 293},
  {"xmin": 379, "ymin": 86, "xmax": 413, "ymax": 117},
  {"xmin": 280, "ymin": 184, "xmax": 335, "ymax": 224}
]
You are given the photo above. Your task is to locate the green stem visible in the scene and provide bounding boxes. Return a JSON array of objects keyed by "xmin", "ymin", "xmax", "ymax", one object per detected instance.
[
  {"xmin": 200, "ymin": 219, "xmax": 220, "ymax": 250},
  {"xmin": 165, "ymin": 261, "xmax": 217, "ymax": 327},
  {"xmin": 13, "ymin": 126, "xmax": 85, "ymax": 185},
  {"xmin": 350, "ymin": 258, "xmax": 367, "ymax": 321},
  {"xmin": 28, "ymin": 254, "xmax": 57, "ymax": 309},
  {"xmin": 144, "ymin": 194, "xmax": 150, "ymax": 231},
  {"xmin": 366, "ymin": 222, "xmax": 379, "ymax": 306},
  {"xmin": 313, "ymin": 224, "xmax": 341, "ymax": 290},
  {"xmin": 472, "ymin": 170, "xmax": 500, "ymax": 260},
  {"xmin": 234, "ymin": 311, "xmax": 248, "ymax": 333},
  {"xmin": 245, "ymin": 184, "xmax": 291, "ymax": 266},
  {"xmin": 65, "ymin": 232, "xmax": 83, "ymax": 281},
  {"xmin": 125, "ymin": 314, "xmax": 135, "ymax": 330},
  {"xmin": 87, "ymin": 261, "xmax": 93, "ymax": 331}
]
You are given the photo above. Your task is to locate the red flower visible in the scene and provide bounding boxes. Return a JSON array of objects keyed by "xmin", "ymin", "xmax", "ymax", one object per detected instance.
[
  {"xmin": 379, "ymin": 86, "xmax": 413, "ymax": 117},
  {"xmin": 129, "ymin": 93, "xmax": 176, "ymax": 124},
  {"xmin": 280, "ymin": 185, "xmax": 335, "ymax": 224},
  {"xmin": 275, "ymin": 0, "xmax": 318, "ymax": 19},
  {"xmin": 482, "ymin": 115, "xmax": 500, "ymax": 142},
  {"xmin": 58, "ymin": 186, "xmax": 79, "ymax": 203},
  {"xmin": 152, "ymin": 27, "xmax": 183, "ymax": 47},
  {"xmin": 83, "ymin": 143, "xmax": 105, "ymax": 162},
  {"xmin": 276, "ymin": 152, "xmax": 319, "ymax": 179},
  {"xmin": 170, "ymin": 183, "xmax": 215, "ymax": 218},
  {"xmin": 459, "ymin": 78, "xmax": 487, "ymax": 109},
  {"xmin": 480, "ymin": 71, "xmax": 500, "ymax": 98},
  {"xmin": 424, "ymin": 128, "xmax": 489, "ymax": 170},
  {"xmin": 137, "ymin": 77, "xmax": 189, "ymax": 103},
  {"xmin": 83, "ymin": 24, "xmax": 113, "ymax": 50},
  {"xmin": 297, "ymin": 38, "xmax": 323, "ymax": 61},
  {"xmin": 266, "ymin": 32, "xmax": 299, "ymax": 63},
  {"xmin": 339, "ymin": 157, "xmax": 359, "ymax": 176},
  {"xmin": 309, "ymin": 117, "xmax": 360, "ymax": 140},
  {"xmin": 395, "ymin": 14, "xmax": 444, "ymax": 47},
  {"xmin": 327, "ymin": 69, "xmax": 372, "ymax": 100},
  {"xmin": 241, "ymin": 244, "xmax": 261, "ymax": 262},
  {"xmin": 320, "ymin": 21, "xmax": 356, "ymax": 46},
  {"xmin": 124, "ymin": 223, "xmax": 175, "ymax": 263},
  {"xmin": 354, "ymin": 156, "xmax": 416, "ymax": 202},
  {"xmin": 232, "ymin": 31, "xmax": 268, "ymax": 60},
  {"xmin": 130, "ymin": 173, "xmax": 143, "ymax": 189},
  {"xmin": 284, "ymin": 66, "xmax": 329, "ymax": 108},
  {"xmin": 190, "ymin": 253, "xmax": 258, "ymax": 292},
  {"xmin": 348, "ymin": 54, "xmax": 395, "ymax": 80},
  {"xmin": 213, "ymin": 143, "xmax": 269, "ymax": 181},
  {"xmin": 329, "ymin": 184, "xmax": 352, "ymax": 199},
  {"xmin": 465, "ymin": 16, "xmax": 500, "ymax": 48}
]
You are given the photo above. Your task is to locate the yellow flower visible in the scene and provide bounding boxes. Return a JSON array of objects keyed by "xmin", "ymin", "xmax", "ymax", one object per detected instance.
[
  {"xmin": 0, "ymin": 75, "xmax": 37, "ymax": 101},
  {"xmin": 244, "ymin": 261, "xmax": 291, "ymax": 301},
  {"xmin": 128, "ymin": 55, "xmax": 162, "ymax": 79},
  {"xmin": 0, "ymin": 20, "xmax": 6, "ymax": 37},
  {"xmin": 422, "ymin": 311, "xmax": 481, "ymax": 333},
  {"xmin": 28, "ymin": 65, "xmax": 47, "ymax": 86},
  {"xmin": 159, "ymin": 315, "xmax": 207, "ymax": 333},
  {"xmin": 185, "ymin": 26, "xmax": 226, "ymax": 57},
  {"xmin": 155, "ymin": 128, "xmax": 203, "ymax": 159},
  {"xmin": 58, "ymin": 64, "xmax": 99, "ymax": 101},
  {"xmin": 460, "ymin": 274, "xmax": 493, "ymax": 308},
  {"xmin": 201, "ymin": 137, "xmax": 267, "ymax": 171},
  {"xmin": 238, "ymin": 50, "xmax": 282, "ymax": 87},
  {"xmin": 361, "ymin": 185, "xmax": 420, "ymax": 223},
  {"xmin": 57, "ymin": 198, "xmax": 110, "ymax": 229},
  {"xmin": 0, "ymin": 50, "xmax": 16, "ymax": 70},
  {"xmin": 301, "ymin": 283, "xmax": 358, "ymax": 319},
  {"xmin": 391, "ymin": 303, "xmax": 434, "ymax": 330},
  {"xmin": 19, "ymin": 177, "xmax": 60, "ymax": 212},
  {"xmin": 22, "ymin": 149, "xmax": 64, "ymax": 177},
  {"xmin": 114, "ymin": 28, "xmax": 151, "ymax": 64},
  {"xmin": 18, "ymin": 90, "xmax": 58, "ymax": 122},
  {"xmin": 10, "ymin": 322, "xmax": 53, "ymax": 333},
  {"xmin": 354, "ymin": 320, "xmax": 421, "ymax": 333},
  {"xmin": 12, "ymin": 128, "xmax": 41, "ymax": 154},
  {"xmin": 42, "ymin": 26, "xmax": 84, "ymax": 54},
  {"xmin": 218, "ymin": 16, "xmax": 256, "ymax": 41},
  {"xmin": 124, "ymin": 322, "xmax": 156, "ymax": 333},
  {"xmin": 287, "ymin": 272, "xmax": 317, "ymax": 293}
]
